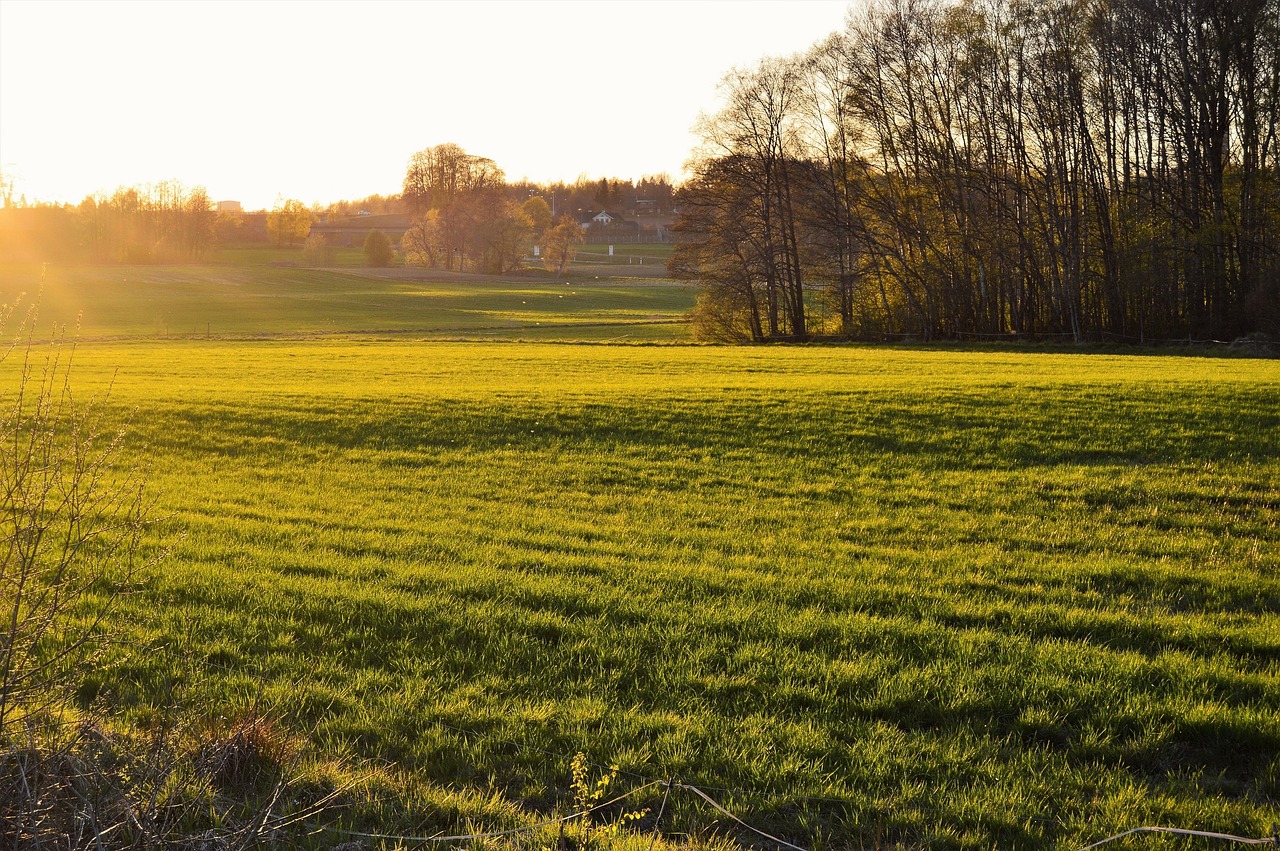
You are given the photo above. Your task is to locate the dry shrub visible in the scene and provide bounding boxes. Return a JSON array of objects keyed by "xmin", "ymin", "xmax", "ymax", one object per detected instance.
[
  {"xmin": 302, "ymin": 233, "xmax": 335, "ymax": 266},
  {"xmin": 197, "ymin": 715, "xmax": 298, "ymax": 793}
]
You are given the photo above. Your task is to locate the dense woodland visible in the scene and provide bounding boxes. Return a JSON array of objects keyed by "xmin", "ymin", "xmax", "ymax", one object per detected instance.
[{"xmin": 673, "ymin": 0, "xmax": 1280, "ymax": 342}]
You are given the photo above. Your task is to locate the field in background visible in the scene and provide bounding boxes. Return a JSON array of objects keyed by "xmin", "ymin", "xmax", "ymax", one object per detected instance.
[
  {"xmin": 577, "ymin": 243, "xmax": 673, "ymax": 259},
  {"xmin": 208, "ymin": 242, "xmax": 675, "ymax": 272},
  {"xmin": 573, "ymin": 242, "xmax": 674, "ymax": 266},
  {"xmin": 0, "ymin": 260, "xmax": 694, "ymax": 340},
  {"xmin": 32, "ymin": 339, "xmax": 1280, "ymax": 850},
  {"xmin": 212, "ymin": 244, "xmax": 371, "ymax": 267}
]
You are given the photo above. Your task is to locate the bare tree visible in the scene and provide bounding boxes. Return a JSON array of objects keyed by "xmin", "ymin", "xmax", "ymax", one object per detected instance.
[
  {"xmin": 266, "ymin": 198, "xmax": 313, "ymax": 247},
  {"xmin": 673, "ymin": 0, "xmax": 1280, "ymax": 341},
  {"xmin": 687, "ymin": 59, "xmax": 811, "ymax": 340}
]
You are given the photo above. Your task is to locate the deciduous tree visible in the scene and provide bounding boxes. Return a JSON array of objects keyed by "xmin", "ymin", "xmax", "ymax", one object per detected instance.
[
  {"xmin": 522, "ymin": 196, "xmax": 553, "ymax": 237},
  {"xmin": 402, "ymin": 211, "xmax": 443, "ymax": 268},
  {"xmin": 675, "ymin": 0, "xmax": 1280, "ymax": 342},
  {"xmin": 302, "ymin": 233, "xmax": 335, "ymax": 265},
  {"xmin": 470, "ymin": 199, "xmax": 532, "ymax": 274},
  {"xmin": 542, "ymin": 215, "xmax": 584, "ymax": 278},
  {"xmin": 683, "ymin": 58, "xmax": 810, "ymax": 340},
  {"xmin": 402, "ymin": 143, "xmax": 506, "ymax": 271},
  {"xmin": 267, "ymin": 199, "xmax": 312, "ymax": 246}
]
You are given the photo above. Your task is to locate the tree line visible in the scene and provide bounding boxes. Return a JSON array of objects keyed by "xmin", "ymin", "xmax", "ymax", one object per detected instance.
[
  {"xmin": 0, "ymin": 182, "xmax": 217, "ymax": 263},
  {"xmin": 0, "ymin": 165, "xmax": 673, "ymax": 269},
  {"xmin": 673, "ymin": 0, "xmax": 1280, "ymax": 343}
]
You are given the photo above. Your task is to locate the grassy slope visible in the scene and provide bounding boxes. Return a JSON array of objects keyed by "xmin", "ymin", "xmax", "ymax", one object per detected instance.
[{"xmin": 44, "ymin": 341, "xmax": 1280, "ymax": 850}]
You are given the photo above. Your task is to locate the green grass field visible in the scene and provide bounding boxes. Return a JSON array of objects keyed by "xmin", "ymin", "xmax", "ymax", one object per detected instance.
[
  {"xmin": 0, "ymin": 261, "xmax": 694, "ymax": 340},
  {"xmin": 23, "ymin": 333, "xmax": 1276, "ymax": 850},
  {"xmin": 211, "ymin": 244, "xmax": 369, "ymax": 267},
  {"xmin": 210, "ymin": 241, "xmax": 674, "ymax": 272},
  {"xmin": 575, "ymin": 243, "xmax": 675, "ymax": 267}
]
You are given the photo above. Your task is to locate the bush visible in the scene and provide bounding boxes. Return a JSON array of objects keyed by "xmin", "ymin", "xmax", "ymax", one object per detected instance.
[
  {"xmin": 363, "ymin": 230, "xmax": 394, "ymax": 267},
  {"xmin": 689, "ymin": 289, "xmax": 755, "ymax": 343},
  {"xmin": 302, "ymin": 233, "xmax": 335, "ymax": 266}
]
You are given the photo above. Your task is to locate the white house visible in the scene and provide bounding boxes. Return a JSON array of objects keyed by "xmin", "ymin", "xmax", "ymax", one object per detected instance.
[{"xmin": 577, "ymin": 210, "xmax": 621, "ymax": 229}]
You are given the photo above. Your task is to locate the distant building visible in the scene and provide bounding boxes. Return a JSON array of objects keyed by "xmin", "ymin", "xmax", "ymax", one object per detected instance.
[
  {"xmin": 217, "ymin": 200, "xmax": 243, "ymax": 214},
  {"xmin": 576, "ymin": 210, "xmax": 621, "ymax": 229},
  {"xmin": 575, "ymin": 210, "xmax": 640, "ymax": 237}
]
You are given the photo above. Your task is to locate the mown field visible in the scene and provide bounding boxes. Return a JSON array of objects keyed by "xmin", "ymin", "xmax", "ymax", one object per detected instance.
[{"xmin": 25, "ymin": 331, "xmax": 1278, "ymax": 849}]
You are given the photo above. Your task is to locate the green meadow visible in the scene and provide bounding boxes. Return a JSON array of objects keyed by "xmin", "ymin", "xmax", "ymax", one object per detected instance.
[
  {"xmin": 574, "ymin": 243, "xmax": 675, "ymax": 266},
  {"xmin": 579, "ymin": 243, "xmax": 674, "ymax": 259},
  {"xmin": 0, "ymin": 260, "xmax": 694, "ymax": 340},
  {"xmin": 3, "ymin": 263, "xmax": 1278, "ymax": 849}
]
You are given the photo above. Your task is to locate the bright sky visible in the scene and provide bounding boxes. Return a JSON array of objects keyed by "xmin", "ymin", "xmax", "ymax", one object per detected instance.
[{"xmin": 0, "ymin": 0, "xmax": 851, "ymax": 211}]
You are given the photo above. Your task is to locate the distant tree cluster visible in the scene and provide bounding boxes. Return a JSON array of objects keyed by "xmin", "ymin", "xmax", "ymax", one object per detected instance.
[
  {"xmin": 267, "ymin": 198, "xmax": 314, "ymax": 246},
  {"xmin": 0, "ymin": 149, "xmax": 673, "ymax": 269},
  {"xmin": 397, "ymin": 144, "xmax": 669, "ymax": 274},
  {"xmin": 527, "ymin": 175, "xmax": 676, "ymax": 217},
  {"xmin": 674, "ymin": 0, "xmax": 1280, "ymax": 343},
  {"xmin": 400, "ymin": 143, "xmax": 530, "ymax": 273},
  {"xmin": 321, "ymin": 193, "xmax": 408, "ymax": 219},
  {"xmin": 0, "ymin": 182, "xmax": 217, "ymax": 264}
]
